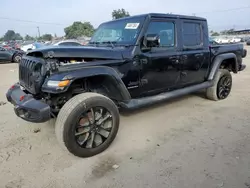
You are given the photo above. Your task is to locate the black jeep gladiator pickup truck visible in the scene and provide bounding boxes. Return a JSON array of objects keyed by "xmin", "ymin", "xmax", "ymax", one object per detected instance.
[{"xmin": 6, "ymin": 13, "xmax": 247, "ymax": 158}]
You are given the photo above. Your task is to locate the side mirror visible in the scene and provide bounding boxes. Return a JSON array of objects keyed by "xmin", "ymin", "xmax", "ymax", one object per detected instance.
[
  {"xmin": 141, "ymin": 34, "xmax": 159, "ymax": 52},
  {"xmin": 145, "ymin": 34, "xmax": 159, "ymax": 47}
]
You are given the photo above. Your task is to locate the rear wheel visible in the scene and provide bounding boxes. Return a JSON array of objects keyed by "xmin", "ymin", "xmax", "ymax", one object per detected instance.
[
  {"xmin": 206, "ymin": 69, "xmax": 232, "ymax": 101},
  {"xmin": 55, "ymin": 92, "xmax": 119, "ymax": 158}
]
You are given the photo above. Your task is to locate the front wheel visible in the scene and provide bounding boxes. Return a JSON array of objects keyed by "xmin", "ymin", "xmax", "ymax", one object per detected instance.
[
  {"xmin": 206, "ymin": 69, "xmax": 232, "ymax": 101},
  {"xmin": 55, "ymin": 92, "xmax": 120, "ymax": 158}
]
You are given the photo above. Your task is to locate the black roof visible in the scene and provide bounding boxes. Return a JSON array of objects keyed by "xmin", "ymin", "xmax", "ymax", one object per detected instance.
[
  {"xmin": 145, "ymin": 13, "xmax": 206, "ymax": 20},
  {"xmin": 103, "ymin": 13, "xmax": 206, "ymax": 24}
]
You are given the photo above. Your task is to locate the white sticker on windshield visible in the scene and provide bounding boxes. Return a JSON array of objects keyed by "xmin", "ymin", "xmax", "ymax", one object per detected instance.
[{"xmin": 125, "ymin": 23, "xmax": 140, "ymax": 29}]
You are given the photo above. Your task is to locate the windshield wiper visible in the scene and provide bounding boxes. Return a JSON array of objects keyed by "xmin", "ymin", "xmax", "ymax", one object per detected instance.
[
  {"xmin": 89, "ymin": 41, "xmax": 129, "ymax": 48},
  {"xmin": 89, "ymin": 41, "xmax": 116, "ymax": 48},
  {"xmin": 101, "ymin": 41, "xmax": 118, "ymax": 48},
  {"xmin": 88, "ymin": 41, "xmax": 100, "ymax": 46}
]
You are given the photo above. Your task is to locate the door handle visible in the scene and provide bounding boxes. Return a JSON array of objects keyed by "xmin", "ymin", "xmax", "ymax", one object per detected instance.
[
  {"xmin": 169, "ymin": 56, "xmax": 180, "ymax": 64},
  {"xmin": 169, "ymin": 56, "xmax": 180, "ymax": 60},
  {"xmin": 172, "ymin": 58, "xmax": 180, "ymax": 65}
]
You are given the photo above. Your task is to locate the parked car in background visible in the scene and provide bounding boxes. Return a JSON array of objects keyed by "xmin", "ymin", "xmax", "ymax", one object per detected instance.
[
  {"xmin": 33, "ymin": 42, "xmax": 46, "ymax": 49},
  {"xmin": 44, "ymin": 41, "xmax": 52, "ymax": 45},
  {"xmin": 0, "ymin": 46, "xmax": 24, "ymax": 63},
  {"xmin": 246, "ymin": 39, "xmax": 250, "ymax": 45},
  {"xmin": 241, "ymin": 36, "xmax": 250, "ymax": 42},
  {"xmin": 7, "ymin": 41, "xmax": 22, "ymax": 50},
  {"xmin": 2, "ymin": 44, "xmax": 13, "ymax": 50},
  {"xmin": 78, "ymin": 39, "xmax": 91, "ymax": 45},
  {"xmin": 20, "ymin": 41, "xmax": 45, "ymax": 52},
  {"xmin": 20, "ymin": 42, "xmax": 35, "ymax": 52},
  {"xmin": 229, "ymin": 37, "xmax": 241, "ymax": 43},
  {"xmin": 52, "ymin": 40, "xmax": 82, "ymax": 46},
  {"xmin": 209, "ymin": 37, "xmax": 219, "ymax": 45},
  {"xmin": 80, "ymin": 39, "xmax": 90, "ymax": 45},
  {"xmin": 214, "ymin": 37, "xmax": 230, "ymax": 44}
]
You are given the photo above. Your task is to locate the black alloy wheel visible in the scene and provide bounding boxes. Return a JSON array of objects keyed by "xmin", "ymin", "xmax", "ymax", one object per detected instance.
[
  {"xmin": 206, "ymin": 69, "xmax": 232, "ymax": 101},
  {"xmin": 75, "ymin": 107, "xmax": 113, "ymax": 149},
  {"xmin": 216, "ymin": 75, "xmax": 232, "ymax": 99},
  {"xmin": 55, "ymin": 92, "xmax": 120, "ymax": 158}
]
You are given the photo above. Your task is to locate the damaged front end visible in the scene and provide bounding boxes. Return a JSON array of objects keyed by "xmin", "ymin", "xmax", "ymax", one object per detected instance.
[{"xmin": 10, "ymin": 47, "xmax": 128, "ymax": 118}]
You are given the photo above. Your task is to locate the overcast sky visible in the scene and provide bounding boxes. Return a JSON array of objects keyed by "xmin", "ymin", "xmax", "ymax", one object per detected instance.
[{"xmin": 0, "ymin": 0, "xmax": 249, "ymax": 37}]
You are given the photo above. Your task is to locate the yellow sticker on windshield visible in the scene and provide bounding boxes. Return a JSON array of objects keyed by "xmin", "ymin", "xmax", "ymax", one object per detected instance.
[{"xmin": 125, "ymin": 23, "xmax": 140, "ymax": 29}]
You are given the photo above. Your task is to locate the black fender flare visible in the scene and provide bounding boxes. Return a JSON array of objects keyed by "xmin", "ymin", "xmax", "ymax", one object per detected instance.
[
  {"xmin": 42, "ymin": 66, "xmax": 131, "ymax": 101},
  {"xmin": 208, "ymin": 53, "xmax": 237, "ymax": 81}
]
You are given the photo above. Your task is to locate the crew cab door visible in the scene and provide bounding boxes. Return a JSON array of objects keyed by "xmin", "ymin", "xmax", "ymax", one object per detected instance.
[
  {"xmin": 179, "ymin": 20, "xmax": 210, "ymax": 86},
  {"xmin": 138, "ymin": 18, "xmax": 181, "ymax": 96}
]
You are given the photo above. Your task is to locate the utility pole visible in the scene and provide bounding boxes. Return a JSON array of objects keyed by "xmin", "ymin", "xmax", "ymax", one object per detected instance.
[{"xmin": 37, "ymin": 26, "xmax": 40, "ymax": 38}]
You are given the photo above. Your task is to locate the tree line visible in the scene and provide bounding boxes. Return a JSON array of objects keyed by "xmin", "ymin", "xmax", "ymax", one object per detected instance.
[
  {"xmin": 0, "ymin": 9, "xmax": 130, "ymax": 42},
  {"xmin": 210, "ymin": 29, "xmax": 236, "ymax": 36},
  {"xmin": 0, "ymin": 30, "xmax": 55, "ymax": 41}
]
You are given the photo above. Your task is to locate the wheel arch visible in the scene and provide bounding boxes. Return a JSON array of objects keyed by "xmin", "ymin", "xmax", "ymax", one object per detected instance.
[
  {"xmin": 208, "ymin": 53, "xmax": 237, "ymax": 81},
  {"xmin": 71, "ymin": 74, "xmax": 131, "ymax": 102},
  {"xmin": 42, "ymin": 66, "xmax": 131, "ymax": 102}
]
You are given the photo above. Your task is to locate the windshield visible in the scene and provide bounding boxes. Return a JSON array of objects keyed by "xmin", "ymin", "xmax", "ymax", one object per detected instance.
[{"xmin": 90, "ymin": 16, "xmax": 145, "ymax": 46}]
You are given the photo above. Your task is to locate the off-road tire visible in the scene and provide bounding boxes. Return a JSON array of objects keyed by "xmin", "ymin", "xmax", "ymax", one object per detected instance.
[
  {"xmin": 55, "ymin": 92, "xmax": 120, "ymax": 158},
  {"xmin": 206, "ymin": 69, "xmax": 232, "ymax": 101}
]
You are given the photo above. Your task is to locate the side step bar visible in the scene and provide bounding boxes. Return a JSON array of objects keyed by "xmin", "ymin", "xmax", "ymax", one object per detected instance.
[{"xmin": 120, "ymin": 81, "xmax": 213, "ymax": 110}]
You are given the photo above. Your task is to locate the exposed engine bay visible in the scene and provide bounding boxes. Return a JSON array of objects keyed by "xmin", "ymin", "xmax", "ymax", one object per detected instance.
[
  {"xmin": 46, "ymin": 58, "xmax": 97, "ymax": 66},
  {"xmin": 26, "ymin": 50, "xmax": 107, "ymax": 67},
  {"xmin": 59, "ymin": 59, "xmax": 86, "ymax": 65}
]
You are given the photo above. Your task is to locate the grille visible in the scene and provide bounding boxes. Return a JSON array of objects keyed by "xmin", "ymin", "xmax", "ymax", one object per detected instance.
[{"xmin": 19, "ymin": 56, "xmax": 45, "ymax": 94}]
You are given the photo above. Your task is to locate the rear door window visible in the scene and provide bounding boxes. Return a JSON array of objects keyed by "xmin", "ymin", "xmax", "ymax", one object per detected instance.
[{"xmin": 182, "ymin": 22, "xmax": 203, "ymax": 47}]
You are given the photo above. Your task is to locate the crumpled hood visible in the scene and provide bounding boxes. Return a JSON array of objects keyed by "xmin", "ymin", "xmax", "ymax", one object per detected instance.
[{"xmin": 26, "ymin": 46, "xmax": 124, "ymax": 60}]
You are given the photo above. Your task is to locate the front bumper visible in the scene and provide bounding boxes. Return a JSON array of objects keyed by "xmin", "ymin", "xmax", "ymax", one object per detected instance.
[{"xmin": 6, "ymin": 83, "xmax": 51, "ymax": 123}]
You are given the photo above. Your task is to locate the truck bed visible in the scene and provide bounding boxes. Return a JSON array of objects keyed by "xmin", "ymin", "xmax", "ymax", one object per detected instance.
[{"xmin": 210, "ymin": 43, "xmax": 245, "ymax": 57}]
